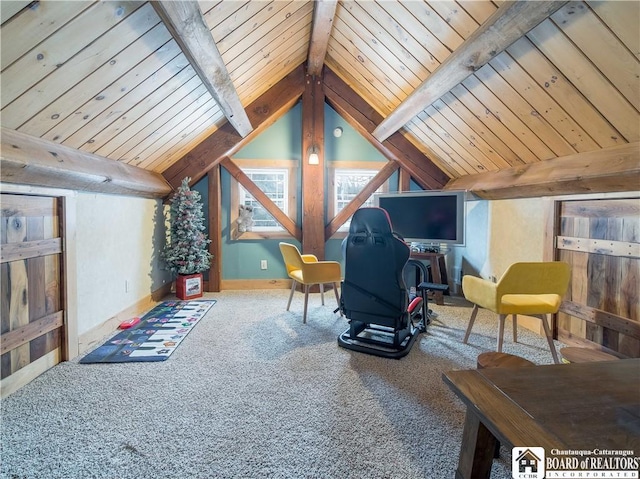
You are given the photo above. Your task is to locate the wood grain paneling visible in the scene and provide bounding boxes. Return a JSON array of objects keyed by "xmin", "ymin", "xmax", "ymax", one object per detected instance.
[
  {"xmin": 0, "ymin": 0, "xmax": 638, "ymax": 197},
  {"xmin": 1, "ymin": 238, "xmax": 62, "ymax": 263},
  {"xmin": 163, "ymin": 65, "xmax": 306, "ymax": 189},
  {"xmin": 0, "ymin": 194, "xmax": 63, "ymax": 379},
  {"xmin": 555, "ymin": 196, "xmax": 640, "ymax": 357},
  {"xmin": 301, "ymin": 74, "xmax": 326, "ymax": 257},
  {"xmin": 327, "ymin": 0, "xmax": 638, "ymax": 181}
]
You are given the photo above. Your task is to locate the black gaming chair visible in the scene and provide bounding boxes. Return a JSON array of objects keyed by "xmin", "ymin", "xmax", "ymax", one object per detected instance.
[{"xmin": 338, "ymin": 207, "xmax": 424, "ymax": 359}]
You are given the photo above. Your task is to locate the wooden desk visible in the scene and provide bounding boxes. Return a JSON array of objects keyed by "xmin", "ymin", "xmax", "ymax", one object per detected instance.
[
  {"xmin": 410, "ymin": 251, "xmax": 448, "ymax": 305},
  {"xmin": 442, "ymin": 359, "xmax": 640, "ymax": 479}
]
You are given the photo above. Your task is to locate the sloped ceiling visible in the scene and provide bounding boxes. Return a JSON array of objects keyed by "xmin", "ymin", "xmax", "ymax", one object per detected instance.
[{"xmin": 1, "ymin": 0, "xmax": 639, "ymax": 198}]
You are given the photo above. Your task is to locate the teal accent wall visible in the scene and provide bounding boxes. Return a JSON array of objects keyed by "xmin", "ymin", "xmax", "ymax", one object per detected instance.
[
  {"xmin": 236, "ymin": 103, "xmax": 303, "ymax": 161},
  {"xmin": 220, "ymin": 103, "xmax": 304, "ymax": 280},
  {"xmin": 220, "ymin": 167, "xmax": 294, "ymax": 280},
  {"xmin": 201, "ymin": 101, "xmax": 403, "ymax": 281},
  {"xmin": 324, "ymin": 106, "xmax": 386, "ymax": 161}
]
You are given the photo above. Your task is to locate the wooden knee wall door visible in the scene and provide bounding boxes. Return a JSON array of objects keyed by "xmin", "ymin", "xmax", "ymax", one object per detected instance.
[
  {"xmin": 1, "ymin": 193, "xmax": 65, "ymax": 381},
  {"xmin": 553, "ymin": 196, "xmax": 640, "ymax": 358}
]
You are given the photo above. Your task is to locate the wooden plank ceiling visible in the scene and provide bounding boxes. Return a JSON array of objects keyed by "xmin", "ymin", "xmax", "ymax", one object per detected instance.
[{"xmin": 1, "ymin": 0, "xmax": 638, "ymax": 198}]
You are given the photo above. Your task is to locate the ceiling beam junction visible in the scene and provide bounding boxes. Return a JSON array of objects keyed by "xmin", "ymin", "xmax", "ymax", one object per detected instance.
[
  {"xmin": 162, "ymin": 65, "xmax": 306, "ymax": 190},
  {"xmin": 153, "ymin": 1, "xmax": 253, "ymax": 137},
  {"xmin": 323, "ymin": 68, "xmax": 449, "ymax": 190},
  {"xmin": 372, "ymin": 0, "xmax": 569, "ymax": 142}
]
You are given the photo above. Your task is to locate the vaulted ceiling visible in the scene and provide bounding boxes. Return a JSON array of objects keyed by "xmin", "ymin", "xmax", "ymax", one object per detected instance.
[{"xmin": 1, "ymin": 1, "xmax": 639, "ymax": 199}]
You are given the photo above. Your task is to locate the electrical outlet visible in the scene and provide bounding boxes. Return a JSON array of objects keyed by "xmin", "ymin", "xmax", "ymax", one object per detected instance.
[{"xmin": 260, "ymin": 260, "xmax": 268, "ymax": 270}]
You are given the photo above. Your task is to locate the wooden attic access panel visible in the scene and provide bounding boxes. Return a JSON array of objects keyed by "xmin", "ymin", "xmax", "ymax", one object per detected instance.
[
  {"xmin": 1, "ymin": 194, "xmax": 64, "ymax": 379},
  {"xmin": 554, "ymin": 196, "xmax": 640, "ymax": 358}
]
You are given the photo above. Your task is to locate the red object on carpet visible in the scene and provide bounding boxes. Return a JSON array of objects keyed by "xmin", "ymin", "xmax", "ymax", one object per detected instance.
[{"xmin": 119, "ymin": 317, "xmax": 141, "ymax": 329}]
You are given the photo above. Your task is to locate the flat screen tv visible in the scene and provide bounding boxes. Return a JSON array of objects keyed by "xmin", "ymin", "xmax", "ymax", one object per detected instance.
[{"xmin": 375, "ymin": 190, "xmax": 465, "ymax": 245}]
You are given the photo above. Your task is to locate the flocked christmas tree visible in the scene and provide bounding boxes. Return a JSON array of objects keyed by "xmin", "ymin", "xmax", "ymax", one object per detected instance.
[{"xmin": 162, "ymin": 177, "xmax": 212, "ymax": 275}]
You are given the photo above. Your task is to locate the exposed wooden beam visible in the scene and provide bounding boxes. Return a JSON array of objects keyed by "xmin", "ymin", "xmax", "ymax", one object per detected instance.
[
  {"xmin": 153, "ymin": 1, "xmax": 252, "ymax": 137},
  {"xmin": 220, "ymin": 157, "xmax": 301, "ymax": 241},
  {"xmin": 372, "ymin": 0, "xmax": 568, "ymax": 142},
  {"xmin": 301, "ymin": 73, "xmax": 326, "ymax": 257},
  {"xmin": 398, "ymin": 168, "xmax": 411, "ymax": 192},
  {"xmin": 323, "ymin": 68, "xmax": 449, "ymax": 190},
  {"xmin": 1, "ymin": 128, "xmax": 172, "ymax": 198},
  {"xmin": 207, "ymin": 166, "xmax": 222, "ymax": 293},
  {"xmin": 444, "ymin": 142, "xmax": 640, "ymax": 200},
  {"xmin": 163, "ymin": 64, "xmax": 306, "ymax": 190},
  {"xmin": 325, "ymin": 161, "xmax": 399, "ymax": 240},
  {"xmin": 307, "ymin": 0, "xmax": 338, "ymax": 76}
]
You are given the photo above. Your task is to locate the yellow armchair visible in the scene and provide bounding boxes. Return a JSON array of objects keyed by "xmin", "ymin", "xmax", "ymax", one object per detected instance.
[
  {"xmin": 462, "ymin": 262, "xmax": 571, "ymax": 363},
  {"xmin": 279, "ymin": 242, "xmax": 342, "ymax": 323}
]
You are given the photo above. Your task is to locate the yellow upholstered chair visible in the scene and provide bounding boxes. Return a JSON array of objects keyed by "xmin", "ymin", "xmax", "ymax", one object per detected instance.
[
  {"xmin": 462, "ymin": 262, "xmax": 571, "ymax": 364},
  {"xmin": 278, "ymin": 242, "xmax": 342, "ymax": 324}
]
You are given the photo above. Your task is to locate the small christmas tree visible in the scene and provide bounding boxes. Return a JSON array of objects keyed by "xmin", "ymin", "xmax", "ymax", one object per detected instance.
[{"xmin": 162, "ymin": 177, "xmax": 212, "ymax": 275}]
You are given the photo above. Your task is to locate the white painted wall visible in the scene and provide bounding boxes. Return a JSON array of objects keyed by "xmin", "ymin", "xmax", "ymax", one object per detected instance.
[
  {"xmin": 449, "ymin": 197, "xmax": 546, "ymax": 286},
  {"xmin": 487, "ymin": 197, "xmax": 546, "ymax": 274},
  {"xmin": 75, "ymin": 192, "xmax": 172, "ymax": 335}
]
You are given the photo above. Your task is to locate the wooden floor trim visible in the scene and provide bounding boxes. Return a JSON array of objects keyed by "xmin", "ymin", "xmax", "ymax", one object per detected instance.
[
  {"xmin": 77, "ymin": 282, "xmax": 172, "ymax": 355},
  {"xmin": 1, "ymin": 349, "xmax": 61, "ymax": 399},
  {"xmin": 221, "ymin": 279, "xmax": 292, "ymax": 290}
]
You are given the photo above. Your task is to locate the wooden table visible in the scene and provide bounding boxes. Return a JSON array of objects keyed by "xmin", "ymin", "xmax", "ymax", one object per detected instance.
[{"xmin": 442, "ymin": 359, "xmax": 640, "ymax": 479}]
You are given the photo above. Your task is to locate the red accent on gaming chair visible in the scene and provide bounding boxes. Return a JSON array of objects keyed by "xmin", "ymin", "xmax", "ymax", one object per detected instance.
[{"xmin": 338, "ymin": 207, "xmax": 424, "ymax": 359}]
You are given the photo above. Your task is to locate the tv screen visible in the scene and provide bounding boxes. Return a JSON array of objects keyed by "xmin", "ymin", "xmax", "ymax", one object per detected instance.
[{"xmin": 375, "ymin": 190, "xmax": 465, "ymax": 245}]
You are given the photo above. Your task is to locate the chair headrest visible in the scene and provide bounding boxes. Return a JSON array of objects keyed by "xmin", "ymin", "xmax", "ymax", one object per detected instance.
[{"xmin": 349, "ymin": 207, "xmax": 393, "ymax": 236}]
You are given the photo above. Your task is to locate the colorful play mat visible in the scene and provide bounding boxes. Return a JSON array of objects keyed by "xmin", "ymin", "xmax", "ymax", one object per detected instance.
[{"xmin": 80, "ymin": 300, "xmax": 216, "ymax": 363}]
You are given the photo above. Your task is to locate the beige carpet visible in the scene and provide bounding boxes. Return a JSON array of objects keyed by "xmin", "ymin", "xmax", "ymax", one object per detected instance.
[{"xmin": 1, "ymin": 290, "xmax": 563, "ymax": 479}]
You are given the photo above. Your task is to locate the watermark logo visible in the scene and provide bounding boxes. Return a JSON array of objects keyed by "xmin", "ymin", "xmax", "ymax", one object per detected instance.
[
  {"xmin": 512, "ymin": 447, "xmax": 545, "ymax": 479},
  {"xmin": 512, "ymin": 447, "xmax": 639, "ymax": 478}
]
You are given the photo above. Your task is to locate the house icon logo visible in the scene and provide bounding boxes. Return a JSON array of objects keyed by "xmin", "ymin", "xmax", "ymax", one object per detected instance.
[{"xmin": 512, "ymin": 447, "xmax": 545, "ymax": 479}]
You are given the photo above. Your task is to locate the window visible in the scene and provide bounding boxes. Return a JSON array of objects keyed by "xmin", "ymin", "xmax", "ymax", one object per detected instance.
[
  {"xmin": 239, "ymin": 169, "xmax": 288, "ymax": 230},
  {"xmin": 334, "ymin": 169, "xmax": 381, "ymax": 214},
  {"xmin": 328, "ymin": 162, "xmax": 389, "ymax": 234},
  {"xmin": 229, "ymin": 159, "xmax": 297, "ymax": 239}
]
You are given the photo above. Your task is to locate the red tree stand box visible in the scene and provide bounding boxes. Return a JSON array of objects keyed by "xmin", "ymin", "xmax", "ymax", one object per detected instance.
[{"xmin": 176, "ymin": 273, "xmax": 203, "ymax": 300}]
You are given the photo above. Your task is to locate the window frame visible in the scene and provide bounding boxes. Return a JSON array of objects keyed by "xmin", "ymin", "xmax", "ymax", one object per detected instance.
[
  {"xmin": 327, "ymin": 161, "xmax": 389, "ymax": 238},
  {"xmin": 229, "ymin": 159, "xmax": 298, "ymax": 240}
]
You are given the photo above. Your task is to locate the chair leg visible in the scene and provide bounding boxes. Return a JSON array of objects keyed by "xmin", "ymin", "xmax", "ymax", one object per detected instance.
[
  {"xmin": 512, "ymin": 314, "xmax": 518, "ymax": 343},
  {"xmin": 332, "ymin": 282, "xmax": 342, "ymax": 315},
  {"xmin": 497, "ymin": 314, "xmax": 506, "ymax": 352},
  {"xmin": 538, "ymin": 314, "xmax": 560, "ymax": 364},
  {"xmin": 286, "ymin": 280, "xmax": 297, "ymax": 311},
  {"xmin": 303, "ymin": 284, "xmax": 310, "ymax": 324},
  {"xmin": 463, "ymin": 304, "xmax": 479, "ymax": 344},
  {"xmin": 320, "ymin": 283, "xmax": 325, "ymax": 305}
]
